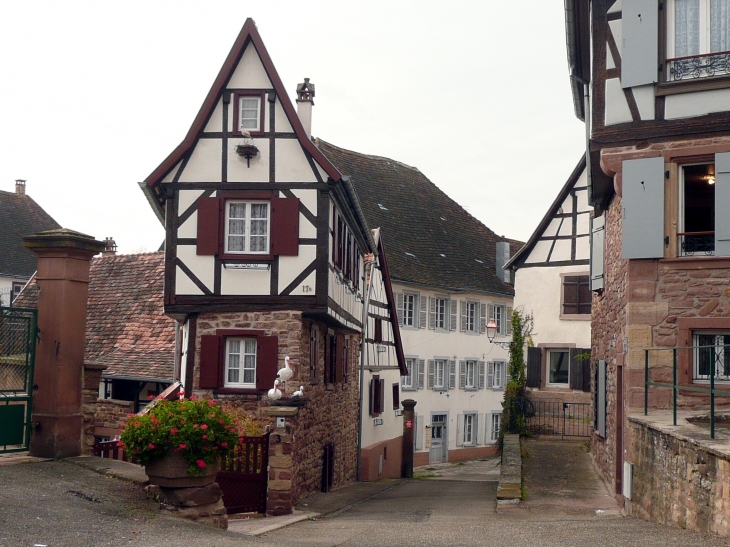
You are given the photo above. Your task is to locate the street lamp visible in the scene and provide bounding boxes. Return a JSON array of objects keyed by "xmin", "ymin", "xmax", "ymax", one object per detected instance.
[{"xmin": 486, "ymin": 319, "xmax": 511, "ymax": 350}]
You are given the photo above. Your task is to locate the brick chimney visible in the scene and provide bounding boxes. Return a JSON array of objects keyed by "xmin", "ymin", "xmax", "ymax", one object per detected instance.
[
  {"xmin": 102, "ymin": 237, "xmax": 117, "ymax": 256},
  {"xmin": 15, "ymin": 179, "xmax": 26, "ymax": 196},
  {"xmin": 296, "ymin": 78, "xmax": 315, "ymax": 138}
]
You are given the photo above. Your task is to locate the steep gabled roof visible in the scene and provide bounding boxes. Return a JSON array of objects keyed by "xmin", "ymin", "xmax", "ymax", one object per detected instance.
[
  {"xmin": 506, "ymin": 154, "xmax": 586, "ymax": 270},
  {"xmin": 318, "ymin": 140, "xmax": 518, "ymax": 297},
  {"xmin": 0, "ymin": 190, "xmax": 61, "ymax": 278},
  {"xmin": 142, "ymin": 18, "xmax": 343, "ymax": 220},
  {"xmin": 15, "ymin": 252, "xmax": 175, "ymax": 382}
]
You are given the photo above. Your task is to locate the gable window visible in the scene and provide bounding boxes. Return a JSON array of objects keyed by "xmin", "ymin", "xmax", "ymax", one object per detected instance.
[
  {"xmin": 679, "ymin": 163, "xmax": 716, "ymax": 256},
  {"xmin": 225, "ymin": 338, "xmax": 257, "ymax": 388},
  {"xmin": 667, "ymin": 0, "xmax": 730, "ymax": 81},
  {"xmin": 225, "ymin": 201, "xmax": 270, "ymax": 254},
  {"xmin": 199, "ymin": 330, "xmax": 278, "ymax": 394},
  {"xmin": 562, "ymin": 275, "xmax": 591, "ymax": 316},
  {"xmin": 233, "ymin": 91, "xmax": 265, "ymax": 136},
  {"xmin": 548, "ymin": 349, "xmax": 570, "ymax": 385},
  {"xmin": 693, "ymin": 332, "xmax": 730, "ymax": 381}
]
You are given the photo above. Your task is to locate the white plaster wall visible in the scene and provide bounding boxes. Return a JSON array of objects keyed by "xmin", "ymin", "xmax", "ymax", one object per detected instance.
[
  {"xmin": 178, "ymin": 140, "xmax": 222, "ymax": 182},
  {"xmin": 608, "ymin": 0, "xmax": 622, "ymax": 14},
  {"xmin": 178, "ymin": 189, "xmax": 204, "ymax": 214},
  {"xmin": 543, "ymin": 218, "xmax": 561, "ymax": 237},
  {"xmin": 287, "ymin": 270, "xmax": 315, "ymax": 296},
  {"xmin": 227, "ymin": 44, "xmax": 272, "ymax": 89},
  {"xmin": 162, "ymin": 161, "xmax": 183, "ymax": 183},
  {"xmin": 525, "ymin": 240, "xmax": 552, "ymax": 263},
  {"xmin": 278, "ymin": 246, "xmax": 316, "ymax": 292},
  {"xmin": 605, "ymin": 78, "xmax": 633, "ymax": 125},
  {"xmin": 275, "ymin": 100, "xmax": 294, "ymax": 133},
  {"xmin": 0, "ymin": 277, "xmax": 15, "ymax": 307},
  {"xmin": 665, "ymin": 88, "xmax": 730, "ymax": 120},
  {"xmin": 606, "ymin": 46, "xmax": 616, "ymax": 70},
  {"xmin": 512, "ymin": 265, "xmax": 591, "ymax": 349},
  {"xmin": 275, "ymin": 139, "xmax": 320, "ymax": 183},
  {"xmin": 227, "ymin": 138, "xmax": 270, "ymax": 182},
  {"xmin": 291, "ymin": 188, "xmax": 317, "ymax": 218},
  {"xmin": 177, "ymin": 246, "xmax": 215, "ymax": 293},
  {"xmin": 550, "ymin": 239, "xmax": 573, "ymax": 261},
  {"xmin": 633, "ymin": 84, "xmax": 656, "ymax": 121},
  {"xmin": 204, "ymin": 99, "xmax": 224, "ymax": 133},
  {"xmin": 394, "ymin": 283, "xmax": 510, "ymax": 453},
  {"xmin": 220, "ymin": 266, "xmax": 270, "ymax": 296},
  {"xmin": 361, "ymin": 367, "xmax": 404, "ymax": 449},
  {"xmin": 176, "ymin": 266, "xmax": 203, "ymax": 295}
]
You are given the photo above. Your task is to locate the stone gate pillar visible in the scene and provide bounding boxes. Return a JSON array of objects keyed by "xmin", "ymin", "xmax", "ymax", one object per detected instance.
[
  {"xmin": 401, "ymin": 399, "xmax": 417, "ymax": 478},
  {"xmin": 24, "ymin": 229, "xmax": 105, "ymax": 458}
]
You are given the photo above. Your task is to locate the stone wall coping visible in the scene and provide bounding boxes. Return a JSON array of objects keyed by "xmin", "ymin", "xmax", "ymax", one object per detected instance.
[
  {"xmin": 83, "ymin": 362, "xmax": 109, "ymax": 371},
  {"xmin": 264, "ymin": 407, "xmax": 299, "ymax": 417},
  {"xmin": 628, "ymin": 412, "xmax": 730, "ymax": 460},
  {"xmin": 496, "ymin": 434, "xmax": 522, "ymax": 504}
]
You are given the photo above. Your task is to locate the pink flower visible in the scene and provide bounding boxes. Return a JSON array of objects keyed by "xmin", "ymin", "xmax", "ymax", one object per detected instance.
[
  {"xmin": 196, "ymin": 459, "xmax": 207, "ymax": 469},
  {"xmin": 200, "ymin": 424, "xmax": 208, "ymax": 430},
  {"xmin": 148, "ymin": 443, "xmax": 155, "ymax": 449},
  {"xmin": 193, "ymin": 424, "xmax": 199, "ymax": 429},
  {"xmin": 126, "ymin": 413, "xmax": 136, "ymax": 418},
  {"xmin": 147, "ymin": 394, "xmax": 154, "ymax": 400},
  {"xmin": 169, "ymin": 428, "xmax": 178, "ymax": 435},
  {"xmin": 117, "ymin": 441, "xmax": 124, "ymax": 448},
  {"xmin": 207, "ymin": 400, "xmax": 216, "ymax": 406},
  {"xmin": 203, "ymin": 434, "xmax": 208, "ymax": 439},
  {"xmin": 179, "ymin": 443, "xmax": 187, "ymax": 449},
  {"xmin": 221, "ymin": 442, "xmax": 228, "ymax": 448},
  {"xmin": 219, "ymin": 419, "xmax": 225, "ymax": 425}
]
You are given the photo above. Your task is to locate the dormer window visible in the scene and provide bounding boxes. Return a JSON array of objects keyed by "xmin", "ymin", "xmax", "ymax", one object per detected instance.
[
  {"xmin": 667, "ymin": 0, "xmax": 730, "ymax": 81},
  {"xmin": 225, "ymin": 201, "xmax": 270, "ymax": 254},
  {"xmin": 232, "ymin": 91, "xmax": 265, "ymax": 136}
]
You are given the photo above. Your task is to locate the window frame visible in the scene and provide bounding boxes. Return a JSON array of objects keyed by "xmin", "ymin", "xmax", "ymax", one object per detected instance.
[
  {"xmin": 465, "ymin": 360, "xmax": 476, "ymax": 389},
  {"xmin": 463, "ymin": 300, "xmax": 478, "ymax": 333},
  {"xmin": 560, "ymin": 273, "xmax": 592, "ymax": 319},
  {"xmin": 403, "ymin": 357, "xmax": 416, "ymax": 390},
  {"xmin": 232, "ymin": 90, "xmax": 266, "ymax": 137},
  {"xmin": 492, "ymin": 361, "xmax": 504, "ymax": 390},
  {"xmin": 224, "ymin": 200, "xmax": 271, "ymax": 256},
  {"xmin": 224, "ymin": 337, "xmax": 257, "ymax": 388},
  {"xmin": 463, "ymin": 413, "xmax": 476, "ymax": 446},
  {"xmin": 678, "ymin": 161, "xmax": 717, "ymax": 257},
  {"xmin": 434, "ymin": 359, "xmax": 446, "ymax": 389},
  {"xmin": 692, "ymin": 331, "xmax": 730, "ymax": 382},
  {"xmin": 403, "ymin": 292, "xmax": 417, "ymax": 328},
  {"xmin": 547, "ymin": 349, "xmax": 571, "ymax": 386},
  {"xmin": 490, "ymin": 413, "xmax": 502, "ymax": 442},
  {"xmin": 434, "ymin": 297, "xmax": 448, "ymax": 330}
]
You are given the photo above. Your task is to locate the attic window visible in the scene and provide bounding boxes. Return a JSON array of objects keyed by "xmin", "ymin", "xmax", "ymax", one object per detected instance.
[{"xmin": 233, "ymin": 91, "xmax": 265, "ymax": 136}]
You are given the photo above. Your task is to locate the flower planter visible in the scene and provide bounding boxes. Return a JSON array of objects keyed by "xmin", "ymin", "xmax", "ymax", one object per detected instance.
[{"xmin": 145, "ymin": 450, "xmax": 221, "ymax": 488}]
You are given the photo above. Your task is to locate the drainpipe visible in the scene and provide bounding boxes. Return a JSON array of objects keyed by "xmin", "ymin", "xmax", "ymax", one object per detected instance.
[{"xmin": 356, "ymin": 252, "xmax": 377, "ymax": 482}]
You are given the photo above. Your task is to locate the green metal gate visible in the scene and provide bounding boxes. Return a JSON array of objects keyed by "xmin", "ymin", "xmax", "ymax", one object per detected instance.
[{"xmin": 0, "ymin": 306, "xmax": 37, "ymax": 453}]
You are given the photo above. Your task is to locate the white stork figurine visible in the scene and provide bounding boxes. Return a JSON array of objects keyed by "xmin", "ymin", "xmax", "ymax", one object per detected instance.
[
  {"xmin": 267, "ymin": 379, "xmax": 282, "ymax": 400},
  {"xmin": 292, "ymin": 385, "xmax": 304, "ymax": 398},
  {"xmin": 277, "ymin": 356, "xmax": 294, "ymax": 384}
]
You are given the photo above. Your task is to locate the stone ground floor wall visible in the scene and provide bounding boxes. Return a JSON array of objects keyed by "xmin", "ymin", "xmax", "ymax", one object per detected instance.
[
  {"xmin": 528, "ymin": 389, "xmax": 592, "ymax": 405},
  {"xmin": 361, "ymin": 436, "xmax": 403, "ymax": 481},
  {"xmin": 82, "ymin": 363, "xmax": 133, "ymax": 455},
  {"xmin": 627, "ymin": 416, "xmax": 730, "ymax": 537}
]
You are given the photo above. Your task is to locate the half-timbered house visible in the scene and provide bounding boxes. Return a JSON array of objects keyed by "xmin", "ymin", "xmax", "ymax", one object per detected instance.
[
  {"xmin": 140, "ymin": 19, "xmax": 405, "ymax": 501},
  {"xmin": 506, "ymin": 155, "xmax": 592, "ymax": 407},
  {"xmin": 566, "ymin": 0, "xmax": 730, "ymax": 527}
]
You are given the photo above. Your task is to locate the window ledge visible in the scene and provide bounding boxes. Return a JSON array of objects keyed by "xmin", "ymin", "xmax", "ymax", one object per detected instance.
[
  {"xmin": 660, "ymin": 256, "xmax": 730, "ymax": 269},
  {"xmin": 214, "ymin": 387, "xmax": 260, "ymax": 396},
  {"xmin": 657, "ymin": 75, "xmax": 730, "ymax": 96},
  {"xmin": 559, "ymin": 313, "xmax": 591, "ymax": 321}
]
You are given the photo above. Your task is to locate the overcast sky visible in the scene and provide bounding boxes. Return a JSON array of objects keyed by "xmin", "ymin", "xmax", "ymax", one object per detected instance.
[{"xmin": 0, "ymin": 1, "xmax": 585, "ymax": 254}]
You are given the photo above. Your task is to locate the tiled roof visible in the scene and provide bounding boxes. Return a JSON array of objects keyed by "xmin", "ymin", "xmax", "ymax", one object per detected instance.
[
  {"xmin": 14, "ymin": 252, "xmax": 175, "ymax": 382},
  {"xmin": 317, "ymin": 140, "xmax": 521, "ymax": 297},
  {"xmin": 0, "ymin": 190, "xmax": 61, "ymax": 277}
]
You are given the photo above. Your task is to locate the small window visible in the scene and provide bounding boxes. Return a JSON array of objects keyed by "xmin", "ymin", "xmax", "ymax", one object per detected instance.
[
  {"xmin": 463, "ymin": 301, "xmax": 478, "ymax": 333},
  {"xmin": 403, "ymin": 358, "xmax": 416, "ymax": 390},
  {"xmin": 435, "ymin": 298, "xmax": 447, "ymax": 330},
  {"xmin": 225, "ymin": 201, "xmax": 270, "ymax": 254},
  {"xmin": 11, "ymin": 282, "xmax": 24, "ymax": 304},
  {"xmin": 491, "ymin": 413, "xmax": 502, "ymax": 442},
  {"xmin": 492, "ymin": 362, "xmax": 504, "ymax": 389},
  {"xmin": 403, "ymin": 293, "xmax": 417, "ymax": 327},
  {"xmin": 238, "ymin": 96, "xmax": 261, "ymax": 132},
  {"xmin": 225, "ymin": 338, "xmax": 257, "ymax": 388},
  {"xmin": 465, "ymin": 360, "xmax": 476, "ymax": 389},
  {"xmin": 693, "ymin": 331, "xmax": 730, "ymax": 381},
  {"xmin": 562, "ymin": 275, "xmax": 591, "ymax": 316},
  {"xmin": 434, "ymin": 359, "xmax": 446, "ymax": 389},
  {"xmin": 679, "ymin": 163, "xmax": 716, "ymax": 256},
  {"xmin": 548, "ymin": 349, "xmax": 570, "ymax": 385},
  {"xmin": 463, "ymin": 414, "xmax": 475, "ymax": 446}
]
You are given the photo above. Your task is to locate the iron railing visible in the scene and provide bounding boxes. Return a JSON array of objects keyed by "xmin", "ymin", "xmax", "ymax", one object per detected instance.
[{"xmin": 668, "ymin": 50, "xmax": 730, "ymax": 81}]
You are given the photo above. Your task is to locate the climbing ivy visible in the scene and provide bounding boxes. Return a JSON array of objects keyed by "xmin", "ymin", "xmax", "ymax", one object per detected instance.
[{"xmin": 500, "ymin": 309, "xmax": 534, "ymax": 444}]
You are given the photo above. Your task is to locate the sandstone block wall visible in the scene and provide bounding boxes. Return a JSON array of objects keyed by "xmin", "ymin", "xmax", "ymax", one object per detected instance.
[
  {"xmin": 628, "ymin": 418, "xmax": 730, "ymax": 537},
  {"xmin": 81, "ymin": 364, "xmax": 133, "ymax": 455}
]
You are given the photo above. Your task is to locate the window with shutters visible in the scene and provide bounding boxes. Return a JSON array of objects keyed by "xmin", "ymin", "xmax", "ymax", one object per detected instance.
[
  {"xmin": 461, "ymin": 300, "xmax": 478, "ymax": 333},
  {"xmin": 434, "ymin": 298, "xmax": 447, "ymax": 330},
  {"xmin": 233, "ymin": 91, "xmax": 265, "ymax": 135},
  {"xmin": 561, "ymin": 274, "xmax": 591, "ymax": 318},
  {"xmin": 465, "ymin": 360, "xmax": 476, "ymax": 389},
  {"xmin": 392, "ymin": 383, "xmax": 400, "ymax": 409},
  {"xmin": 490, "ymin": 413, "xmax": 501, "ymax": 442},
  {"xmin": 490, "ymin": 304, "xmax": 508, "ymax": 335},
  {"xmin": 196, "ymin": 194, "xmax": 299, "ymax": 260},
  {"xmin": 679, "ymin": 163, "xmax": 717, "ymax": 256},
  {"xmin": 403, "ymin": 358, "xmax": 416, "ymax": 390},
  {"xmin": 225, "ymin": 201, "xmax": 270, "ymax": 254},
  {"xmin": 403, "ymin": 293, "xmax": 417, "ymax": 327},
  {"xmin": 463, "ymin": 413, "xmax": 476, "ymax": 446},
  {"xmin": 548, "ymin": 349, "xmax": 570, "ymax": 385},
  {"xmin": 666, "ymin": 0, "xmax": 730, "ymax": 83},
  {"xmin": 369, "ymin": 375, "xmax": 385, "ymax": 416},
  {"xmin": 492, "ymin": 361, "xmax": 504, "ymax": 389},
  {"xmin": 434, "ymin": 359, "xmax": 446, "ymax": 389},
  {"xmin": 331, "ymin": 206, "xmax": 362, "ymax": 288},
  {"xmin": 199, "ymin": 330, "xmax": 278, "ymax": 394}
]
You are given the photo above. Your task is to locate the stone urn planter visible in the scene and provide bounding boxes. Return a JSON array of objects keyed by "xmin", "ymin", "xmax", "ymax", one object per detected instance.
[{"xmin": 144, "ymin": 450, "xmax": 221, "ymax": 488}]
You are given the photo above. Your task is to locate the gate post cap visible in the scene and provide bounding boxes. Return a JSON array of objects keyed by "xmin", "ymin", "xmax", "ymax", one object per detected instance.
[
  {"xmin": 402, "ymin": 399, "xmax": 417, "ymax": 410},
  {"xmin": 24, "ymin": 228, "xmax": 106, "ymax": 257}
]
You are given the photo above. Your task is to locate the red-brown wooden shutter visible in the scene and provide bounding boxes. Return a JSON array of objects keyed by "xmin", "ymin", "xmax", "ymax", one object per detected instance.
[
  {"xmin": 369, "ymin": 376, "xmax": 379, "ymax": 416},
  {"xmin": 270, "ymin": 197, "xmax": 300, "ymax": 256},
  {"xmin": 199, "ymin": 335, "xmax": 222, "ymax": 388},
  {"xmin": 378, "ymin": 378, "xmax": 385, "ymax": 413},
  {"xmin": 256, "ymin": 335, "xmax": 279, "ymax": 390},
  {"xmin": 196, "ymin": 197, "xmax": 221, "ymax": 256},
  {"xmin": 335, "ymin": 334, "xmax": 344, "ymax": 383}
]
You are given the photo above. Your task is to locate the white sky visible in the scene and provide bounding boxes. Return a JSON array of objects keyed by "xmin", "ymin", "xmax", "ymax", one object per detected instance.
[{"xmin": 0, "ymin": 1, "xmax": 585, "ymax": 254}]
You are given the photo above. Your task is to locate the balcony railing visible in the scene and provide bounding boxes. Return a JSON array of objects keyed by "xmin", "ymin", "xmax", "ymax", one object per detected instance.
[
  {"xmin": 667, "ymin": 50, "xmax": 730, "ymax": 81},
  {"xmin": 678, "ymin": 231, "xmax": 714, "ymax": 257}
]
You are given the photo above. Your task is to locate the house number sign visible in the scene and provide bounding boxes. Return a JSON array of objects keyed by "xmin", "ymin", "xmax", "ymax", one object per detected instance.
[{"xmin": 224, "ymin": 263, "xmax": 270, "ymax": 270}]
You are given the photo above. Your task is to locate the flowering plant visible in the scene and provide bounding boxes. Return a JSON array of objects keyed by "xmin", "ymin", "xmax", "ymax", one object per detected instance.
[{"xmin": 119, "ymin": 398, "xmax": 239, "ymax": 476}]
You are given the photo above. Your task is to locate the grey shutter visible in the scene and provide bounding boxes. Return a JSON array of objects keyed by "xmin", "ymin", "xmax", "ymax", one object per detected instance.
[
  {"xmin": 622, "ymin": 157, "xmax": 665, "ymax": 259},
  {"xmin": 460, "ymin": 301, "xmax": 467, "ymax": 332},
  {"xmin": 505, "ymin": 307, "xmax": 513, "ymax": 336},
  {"xmin": 590, "ymin": 215, "xmax": 606, "ymax": 291},
  {"xmin": 569, "ymin": 348, "xmax": 582, "ymax": 390},
  {"xmin": 487, "ymin": 362, "xmax": 494, "ymax": 389},
  {"xmin": 396, "ymin": 293, "xmax": 404, "ymax": 327},
  {"xmin": 597, "ymin": 359, "xmax": 607, "ymax": 438},
  {"xmin": 414, "ymin": 414, "xmax": 423, "ymax": 450},
  {"xmin": 715, "ymin": 153, "xmax": 730, "ymax": 256},
  {"xmin": 449, "ymin": 360, "xmax": 456, "ymax": 390},
  {"xmin": 418, "ymin": 359, "xmax": 425, "ymax": 389},
  {"xmin": 580, "ymin": 349, "xmax": 592, "ymax": 392},
  {"xmin": 499, "ymin": 362, "xmax": 508, "ymax": 391},
  {"xmin": 456, "ymin": 414, "xmax": 464, "ymax": 447},
  {"xmin": 401, "ymin": 361, "xmax": 407, "ymax": 388},
  {"xmin": 621, "ymin": 0, "xmax": 659, "ymax": 89},
  {"xmin": 427, "ymin": 359, "xmax": 435, "ymax": 389},
  {"xmin": 476, "ymin": 414, "xmax": 484, "ymax": 445},
  {"xmin": 450, "ymin": 300, "xmax": 457, "ymax": 331},
  {"xmin": 480, "ymin": 303, "xmax": 487, "ymax": 334},
  {"xmin": 428, "ymin": 297, "xmax": 436, "ymax": 330},
  {"xmin": 459, "ymin": 360, "xmax": 466, "ymax": 389},
  {"xmin": 526, "ymin": 347, "xmax": 542, "ymax": 388},
  {"xmin": 487, "ymin": 304, "xmax": 494, "ymax": 327},
  {"xmin": 478, "ymin": 361, "xmax": 486, "ymax": 389},
  {"xmin": 418, "ymin": 295, "xmax": 427, "ymax": 329}
]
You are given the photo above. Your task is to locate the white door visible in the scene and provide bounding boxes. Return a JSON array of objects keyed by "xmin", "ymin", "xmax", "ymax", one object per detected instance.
[{"xmin": 429, "ymin": 414, "xmax": 448, "ymax": 463}]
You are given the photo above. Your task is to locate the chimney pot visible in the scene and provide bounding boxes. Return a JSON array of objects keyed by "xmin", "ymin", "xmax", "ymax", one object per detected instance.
[
  {"xmin": 15, "ymin": 179, "xmax": 26, "ymax": 196},
  {"xmin": 102, "ymin": 237, "xmax": 117, "ymax": 256},
  {"xmin": 296, "ymin": 78, "xmax": 315, "ymax": 138}
]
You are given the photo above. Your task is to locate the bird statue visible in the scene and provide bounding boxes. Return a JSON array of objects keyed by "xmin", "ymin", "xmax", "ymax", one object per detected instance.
[
  {"xmin": 277, "ymin": 356, "xmax": 294, "ymax": 384},
  {"xmin": 267, "ymin": 379, "xmax": 282, "ymax": 400},
  {"xmin": 292, "ymin": 385, "xmax": 304, "ymax": 398}
]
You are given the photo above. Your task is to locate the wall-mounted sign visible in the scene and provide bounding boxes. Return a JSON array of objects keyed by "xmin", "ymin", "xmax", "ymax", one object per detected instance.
[
  {"xmin": 223, "ymin": 263, "xmax": 270, "ymax": 270},
  {"xmin": 373, "ymin": 418, "xmax": 384, "ymax": 426}
]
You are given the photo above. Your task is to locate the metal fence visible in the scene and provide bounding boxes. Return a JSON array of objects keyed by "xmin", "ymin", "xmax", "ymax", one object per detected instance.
[{"xmin": 524, "ymin": 400, "xmax": 592, "ymax": 438}]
